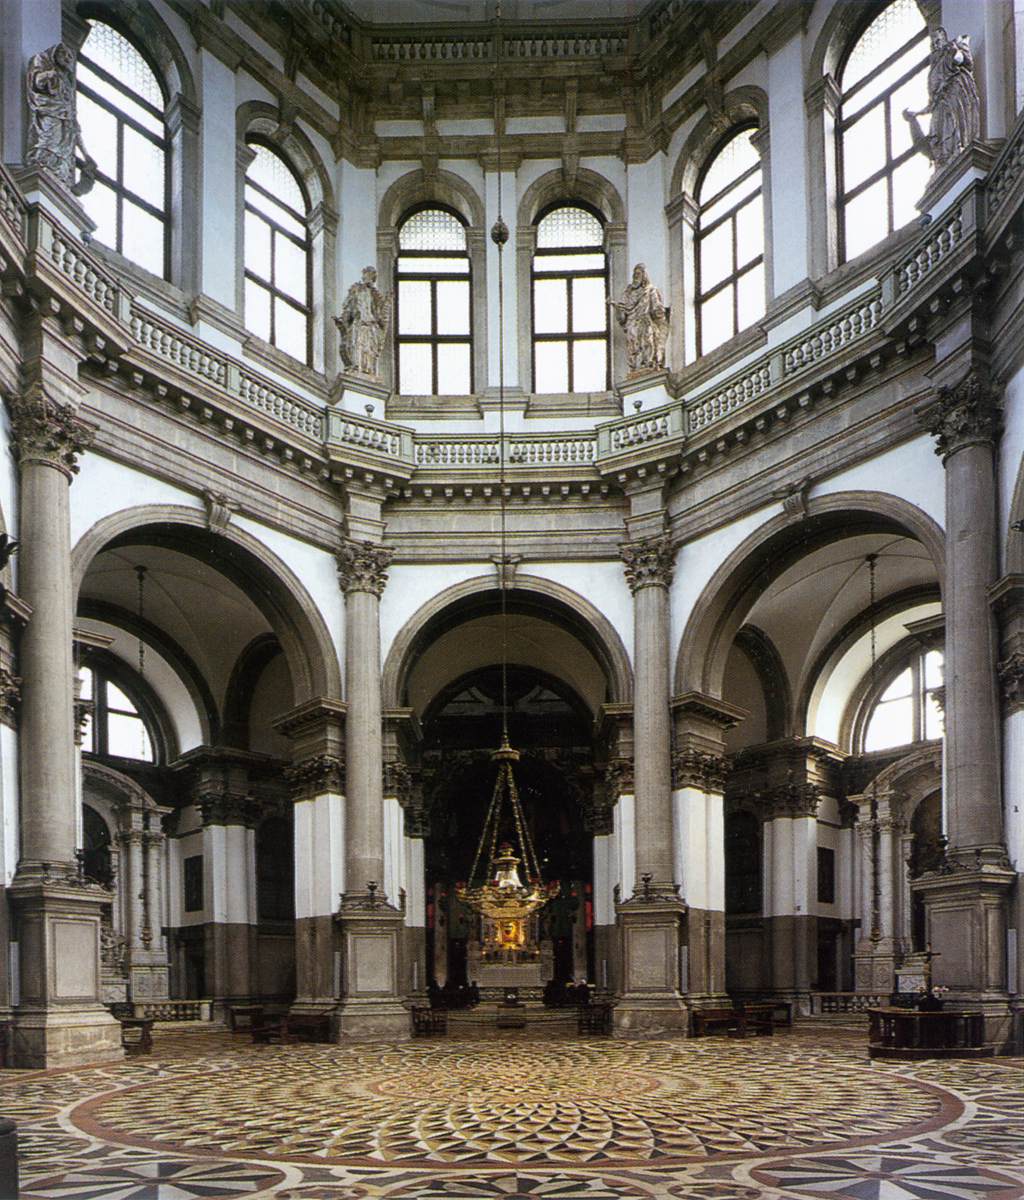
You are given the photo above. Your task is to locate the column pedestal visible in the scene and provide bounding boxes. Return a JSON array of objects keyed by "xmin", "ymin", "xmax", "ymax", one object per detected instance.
[
  {"xmin": 9, "ymin": 873, "xmax": 122, "ymax": 1068},
  {"xmin": 613, "ymin": 892, "xmax": 689, "ymax": 1038},
  {"xmin": 335, "ymin": 901, "xmax": 409, "ymax": 1040}
]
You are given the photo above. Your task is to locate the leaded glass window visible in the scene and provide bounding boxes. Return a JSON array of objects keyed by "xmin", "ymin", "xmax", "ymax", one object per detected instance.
[
  {"xmin": 78, "ymin": 665, "xmax": 156, "ymax": 763},
  {"xmin": 396, "ymin": 207, "xmax": 472, "ymax": 394},
  {"xmin": 863, "ymin": 647, "xmax": 944, "ymax": 752},
  {"xmin": 76, "ymin": 21, "xmax": 168, "ymax": 278},
  {"xmin": 696, "ymin": 126, "xmax": 764, "ymax": 356},
  {"xmin": 839, "ymin": 0, "xmax": 930, "ymax": 261},
  {"xmin": 532, "ymin": 204, "xmax": 608, "ymax": 393},
  {"xmin": 244, "ymin": 143, "xmax": 311, "ymax": 364}
]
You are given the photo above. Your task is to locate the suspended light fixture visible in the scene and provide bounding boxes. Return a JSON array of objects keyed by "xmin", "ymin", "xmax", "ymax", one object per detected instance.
[{"xmin": 455, "ymin": 1, "xmax": 558, "ymax": 946}]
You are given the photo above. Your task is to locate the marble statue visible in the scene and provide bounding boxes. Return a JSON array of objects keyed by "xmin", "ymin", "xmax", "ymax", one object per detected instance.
[
  {"xmin": 609, "ymin": 263, "xmax": 669, "ymax": 374},
  {"xmin": 25, "ymin": 43, "xmax": 96, "ymax": 193},
  {"xmin": 903, "ymin": 29, "xmax": 980, "ymax": 168},
  {"xmin": 336, "ymin": 266, "xmax": 392, "ymax": 378}
]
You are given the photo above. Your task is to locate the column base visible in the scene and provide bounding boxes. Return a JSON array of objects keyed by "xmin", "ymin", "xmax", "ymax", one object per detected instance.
[
  {"xmin": 854, "ymin": 937, "xmax": 901, "ymax": 994},
  {"xmin": 334, "ymin": 895, "xmax": 409, "ymax": 1042},
  {"xmin": 614, "ymin": 891, "xmax": 688, "ymax": 1039},
  {"xmin": 12, "ymin": 1006, "xmax": 123, "ymax": 1069},
  {"xmin": 613, "ymin": 995, "xmax": 690, "ymax": 1039}
]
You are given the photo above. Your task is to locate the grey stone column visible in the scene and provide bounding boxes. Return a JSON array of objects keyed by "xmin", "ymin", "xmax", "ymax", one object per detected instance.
[
  {"xmin": 335, "ymin": 541, "xmax": 408, "ymax": 1040},
  {"xmin": 914, "ymin": 375, "xmax": 1014, "ymax": 1038},
  {"xmin": 620, "ymin": 535, "xmax": 676, "ymax": 891},
  {"xmin": 6, "ymin": 386, "xmax": 121, "ymax": 1066}
]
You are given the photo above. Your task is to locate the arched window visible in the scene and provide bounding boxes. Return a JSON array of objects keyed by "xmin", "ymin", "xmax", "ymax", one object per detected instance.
[
  {"xmin": 244, "ymin": 143, "xmax": 311, "ymax": 364},
  {"xmin": 725, "ymin": 810, "xmax": 762, "ymax": 914},
  {"xmin": 838, "ymin": 0, "xmax": 930, "ymax": 261},
  {"xmin": 696, "ymin": 126, "xmax": 764, "ymax": 356},
  {"xmin": 532, "ymin": 204, "xmax": 608, "ymax": 393},
  {"xmin": 863, "ymin": 646, "xmax": 944, "ymax": 752},
  {"xmin": 76, "ymin": 20, "xmax": 168, "ymax": 278},
  {"xmin": 396, "ymin": 207, "xmax": 472, "ymax": 394},
  {"xmin": 256, "ymin": 816, "xmax": 294, "ymax": 921},
  {"xmin": 78, "ymin": 664, "xmax": 157, "ymax": 763}
]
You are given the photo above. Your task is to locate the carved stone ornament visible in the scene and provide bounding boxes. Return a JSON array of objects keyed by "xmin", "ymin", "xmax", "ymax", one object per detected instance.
[
  {"xmin": 671, "ymin": 748, "xmax": 728, "ymax": 792},
  {"xmin": 902, "ymin": 29, "xmax": 980, "ymax": 168},
  {"xmin": 335, "ymin": 266, "xmax": 392, "ymax": 378},
  {"xmin": 382, "ymin": 760, "xmax": 412, "ymax": 802},
  {"xmin": 609, "ymin": 262, "xmax": 669, "ymax": 374},
  {"xmin": 284, "ymin": 754, "xmax": 344, "ymax": 800},
  {"xmin": 338, "ymin": 540, "xmax": 393, "ymax": 597},
  {"xmin": 923, "ymin": 375, "xmax": 1001, "ymax": 460},
  {"xmin": 998, "ymin": 652, "xmax": 1024, "ymax": 711},
  {"xmin": 8, "ymin": 388, "xmax": 94, "ymax": 477},
  {"xmin": 765, "ymin": 780, "xmax": 822, "ymax": 819},
  {"xmin": 203, "ymin": 489, "xmax": 238, "ymax": 532},
  {"xmin": 197, "ymin": 788, "xmax": 259, "ymax": 828},
  {"xmin": 620, "ymin": 534, "xmax": 675, "ymax": 593},
  {"xmin": 0, "ymin": 666, "xmax": 21, "ymax": 728},
  {"xmin": 25, "ymin": 43, "xmax": 97, "ymax": 193},
  {"xmin": 604, "ymin": 756, "xmax": 634, "ymax": 801}
]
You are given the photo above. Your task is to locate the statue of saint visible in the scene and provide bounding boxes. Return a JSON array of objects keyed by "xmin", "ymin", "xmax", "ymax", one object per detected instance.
[
  {"xmin": 903, "ymin": 29, "xmax": 980, "ymax": 168},
  {"xmin": 25, "ymin": 43, "xmax": 96, "ymax": 193},
  {"xmin": 336, "ymin": 266, "xmax": 392, "ymax": 378},
  {"xmin": 609, "ymin": 262, "xmax": 670, "ymax": 375}
]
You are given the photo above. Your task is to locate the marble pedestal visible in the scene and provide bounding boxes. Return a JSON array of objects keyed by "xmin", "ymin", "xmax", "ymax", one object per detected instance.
[
  {"xmin": 613, "ymin": 895, "xmax": 690, "ymax": 1038},
  {"xmin": 335, "ymin": 903, "xmax": 409, "ymax": 1041}
]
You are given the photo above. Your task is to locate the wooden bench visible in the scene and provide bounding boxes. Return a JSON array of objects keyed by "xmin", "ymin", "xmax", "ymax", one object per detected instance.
[
  {"xmin": 229, "ymin": 1004, "xmax": 264, "ymax": 1033},
  {"xmin": 119, "ymin": 1017, "xmax": 154, "ymax": 1056},
  {"xmin": 412, "ymin": 1006, "xmax": 448, "ymax": 1036},
  {"xmin": 692, "ymin": 1007, "xmax": 740, "ymax": 1037},
  {"xmin": 578, "ymin": 1002, "xmax": 613, "ymax": 1036},
  {"xmin": 251, "ymin": 1012, "xmax": 332, "ymax": 1044},
  {"xmin": 691, "ymin": 1006, "xmax": 774, "ymax": 1039}
]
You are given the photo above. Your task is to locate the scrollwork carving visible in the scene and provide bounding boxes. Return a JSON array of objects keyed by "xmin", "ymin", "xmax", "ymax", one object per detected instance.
[
  {"xmin": 620, "ymin": 534, "xmax": 674, "ymax": 593},
  {"xmin": 922, "ymin": 374, "xmax": 1001, "ymax": 461},
  {"xmin": 8, "ymin": 388, "xmax": 94, "ymax": 477},
  {"xmin": 338, "ymin": 540, "xmax": 393, "ymax": 597},
  {"xmin": 284, "ymin": 754, "xmax": 345, "ymax": 801},
  {"xmin": 671, "ymin": 748, "xmax": 727, "ymax": 792}
]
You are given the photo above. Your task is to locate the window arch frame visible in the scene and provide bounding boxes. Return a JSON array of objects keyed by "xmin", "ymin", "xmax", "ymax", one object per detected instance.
[
  {"xmin": 242, "ymin": 137, "xmax": 314, "ymax": 368},
  {"xmin": 530, "ymin": 199, "xmax": 611, "ymax": 396},
  {"xmin": 835, "ymin": 0, "xmax": 931, "ymax": 264},
  {"xmin": 78, "ymin": 650, "xmax": 171, "ymax": 765},
  {"xmin": 394, "ymin": 202, "xmax": 474, "ymax": 397},
  {"xmin": 851, "ymin": 637, "xmax": 945, "ymax": 755},
  {"xmin": 693, "ymin": 121, "xmax": 766, "ymax": 358},
  {"xmin": 74, "ymin": 15, "xmax": 171, "ymax": 279}
]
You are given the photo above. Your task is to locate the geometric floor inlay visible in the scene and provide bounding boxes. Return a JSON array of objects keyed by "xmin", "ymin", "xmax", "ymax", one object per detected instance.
[{"xmin": 5, "ymin": 1025, "xmax": 1023, "ymax": 1200}]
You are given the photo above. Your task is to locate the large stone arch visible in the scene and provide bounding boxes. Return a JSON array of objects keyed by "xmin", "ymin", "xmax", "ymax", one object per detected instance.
[
  {"xmin": 378, "ymin": 167, "xmax": 485, "ymax": 231},
  {"xmin": 71, "ymin": 505, "xmax": 342, "ymax": 705},
  {"xmin": 674, "ymin": 492, "xmax": 946, "ymax": 700},
  {"xmin": 668, "ymin": 86, "xmax": 769, "ymax": 199},
  {"xmin": 382, "ymin": 572, "xmax": 633, "ymax": 713}
]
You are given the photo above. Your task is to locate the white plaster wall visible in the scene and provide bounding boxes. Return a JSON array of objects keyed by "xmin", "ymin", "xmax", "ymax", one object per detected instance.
[
  {"xmin": 70, "ymin": 453, "xmax": 202, "ymax": 551},
  {"xmin": 626, "ymin": 156, "xmax": 668, "ymax": 285},
  {"xmin": 1005, "ymin": 711, "xmax": 1024, "ymax": 870},
  {"xmin": 523, "ymin": 561, "xmax": 634, "ymax": 665},
  {"xmin": 405, "ymin": 837, "xmax": 425, "ymax": 927},
  {"xmin": 811, "ymin": 436, "xmax": 946, "ymax": 531},
  {"xmin": 671, "ymin": 502, "xmax": 777, "ymax": 662},
  {"xmin": 1000, "ymin": 364, "xmax": 1024, "ymax": 568},
  {"xmin": 205, "ymin": 825, "xmax": 255, "ymax": 925},
  {"xmin": 380, "ymin": 563, "xmax": 487, "ymax": 663},
  {"xmin": 485, "ymin": 168, "xmax": 519, "ymax": 389},
  {"xmin": 767, "ymin": 33, "xmax": 809, "ymax": 293},
  {"xmin": 0, "ymin": 724, "xmax": 18, "ymax": 887},
  {"xmin": 293, "ymin": 792, "xmax": 345, "ymax": 920},
  {"xmin": 383, "ymin": 794, "xmax": 404, "ymax": 908},
  {"xmin": 614, "ymin": 792, "xmax": 636, "ymax": 903},
  {"xmin": 234, "ymin": 514, "xmax": 346, "ymax": 672},
  {"xmin": 338, "ymin": 160, "xmax": 378, "ymax": 318},
  {"xmin": 672, "ymin": 787, "xmax": 725, "ymax": 911},
  {"xmin": 592, "ymin": 833, "xmax": 614, "ymax": 926},
  {"xmin": 198, "ymin": 49, "xmax": 238, "ymax": 307}
]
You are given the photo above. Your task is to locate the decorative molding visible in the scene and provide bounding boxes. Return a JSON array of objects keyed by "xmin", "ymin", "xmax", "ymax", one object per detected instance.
[
  {"xmin": 197, "ymin": 788, "xmax": 259, "ymax": 827},
  {"xmin": 337, "ymin": 539, "xmax": 393, "ymax": 597},
  {"xmin": 620, "ymin": 534, "xmax": 674, "ymax": 592},
  {"xmin": 0, "ymin": 666, "xmax": 21, "ymax": 729},
  {"xmin": 7, "ymin": 388, "xmax": 93, "ymax": 477},
  {"xmin": 998, "ymin": 652, "xmax": 1024, "ymax": 713},
  {"xmin": 202, "ymin": 489, "xmax": 238, "ymax": 532},
  {"xmin": 285, "ymin": 753, "xmax": 345, "ymax": 800},
  {"xmin": 763, "ymin": 780, "xmax": 822, "ymax": 820},
  {"xmin": 920, "ymin": 373, "xmax": 1001, "ymax": 461},
  {"xmin": 604, "ymin": 755, "xmax": 634, "ymax": 801},
  {"xmin": 671, "ymin": 748, "xmax": 727, "ymax": 792}
]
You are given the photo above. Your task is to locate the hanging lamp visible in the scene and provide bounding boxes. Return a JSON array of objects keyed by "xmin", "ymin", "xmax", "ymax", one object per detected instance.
[{"xmin": 455, "ymin": 1, "xmax": 558, "ymax": 936}]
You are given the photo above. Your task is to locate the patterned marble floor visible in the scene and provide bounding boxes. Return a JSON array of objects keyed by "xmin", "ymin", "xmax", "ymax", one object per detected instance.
[{"xmin": 3, "ymin": 1023, "xmax": 1022, "ymax": 1200}]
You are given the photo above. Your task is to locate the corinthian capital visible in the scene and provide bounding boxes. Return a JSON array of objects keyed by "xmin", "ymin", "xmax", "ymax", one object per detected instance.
[
  {"xmin": 620, "ymin": 534, "xmax": 675, "ymax": 593},
  {"xmin": 337, "ymin": 539, "xmax": 393, "ymax": 597},
  {"xmin": 7, "ymin": 388, "xmax": 93, "ymax": 477},
  {"xmin": 922, "ymin": 374, "xmax": 1001, "ymax": 461}
]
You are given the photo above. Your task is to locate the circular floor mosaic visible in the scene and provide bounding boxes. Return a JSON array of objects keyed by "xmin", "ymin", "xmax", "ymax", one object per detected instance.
[{"xmin": 75, "ymin": 1036, "xmax": 954, "ymax": 1169}]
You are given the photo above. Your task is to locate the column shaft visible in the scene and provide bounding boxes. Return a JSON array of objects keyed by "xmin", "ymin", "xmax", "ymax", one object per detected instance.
[
  {"xmin": 344, "ymin": 588, "xmax": 384, "ymax": 894},
  {"xmin": 633, "ymin": 583, "xmax": 674, "ymax": 885}
]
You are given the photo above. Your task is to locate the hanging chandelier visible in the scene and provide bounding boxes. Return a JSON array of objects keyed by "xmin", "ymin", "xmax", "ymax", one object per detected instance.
[{"xmin": 455, "ymin": 0, "xmax": 557, "ymax": 936}]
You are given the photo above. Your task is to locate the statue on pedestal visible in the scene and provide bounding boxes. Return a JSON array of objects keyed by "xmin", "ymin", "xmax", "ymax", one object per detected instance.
[
  {"xmin": 25, "ymin": 43, "xmax": 96, "ymax": 194},
  {"xmin": 903, "ymin": 30, "xmax": 980, "ymax": 168},
  {"xmin": 336, "ymin": 266, "xmax": 392, "ymax": 378},
  {"xmin": 609, "ymin": 263, "xmax": 669, "ymax": 374}
]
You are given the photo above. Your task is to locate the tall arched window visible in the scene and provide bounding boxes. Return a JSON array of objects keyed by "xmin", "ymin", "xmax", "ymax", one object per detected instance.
[
  {"xmin": 862, "ymin": 646, "xmax": 944, "ymax": 752},
  {"xmin": 244, "ymin": 143, "xmax": 311, "ymax": 364},
  {"xmin": 696, "ymin": 126, "xmax": 764, "ymax": 356},
  {"xmin": 532, "ymin": 204, "xmax": 608, "ymax": 393},
  {"xmin": 396, "ymin": 207, "xmax": 472, "ymax": 394},
  {"xmin": 838, "ymin": 0, "xmax": 930, "ymax": 261},
  {"xmin": 76, "ymin": 20, "xmax": 168, "ymax": 278},
  {"xmin": 78, "ymin": 664, "xmax": 158, "ymax": 763}
]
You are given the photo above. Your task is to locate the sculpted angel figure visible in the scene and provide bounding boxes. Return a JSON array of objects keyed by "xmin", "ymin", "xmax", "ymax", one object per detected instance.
[
  {"xmin": 25, "ymin": 43, "xmax": 96, "ymax": 193},
  {"xmin": 336, "ymin": 266, "xmax": 392, "ymax": 378},
  {"xmin": 609, "ymin": 262, "xmax": 670, "ymax": 374},
  {"xmin": 903, "ymin": 29, "xmax": 980, "ymax": 168}
]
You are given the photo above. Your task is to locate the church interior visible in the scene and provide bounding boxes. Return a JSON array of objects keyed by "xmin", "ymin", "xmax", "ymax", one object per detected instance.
[{"xmin": 0, "ymin": 0, "xmax": 1023, "ymax": 1196}]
